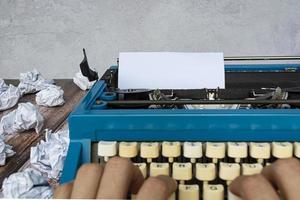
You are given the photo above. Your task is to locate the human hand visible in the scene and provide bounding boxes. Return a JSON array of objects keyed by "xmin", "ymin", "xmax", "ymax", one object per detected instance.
[
  {"xmin": 230, "ymin": 158, "xmax": 300, "ymax": 200},
  {"xmin": 54, "ymin": 157, "xmax": 177, "ymax": 199}
]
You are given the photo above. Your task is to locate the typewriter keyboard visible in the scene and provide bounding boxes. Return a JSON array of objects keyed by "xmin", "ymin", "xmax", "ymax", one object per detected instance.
[{"xmin": 92, "ymin": 141, "xmax": 300, "ymax": 200}]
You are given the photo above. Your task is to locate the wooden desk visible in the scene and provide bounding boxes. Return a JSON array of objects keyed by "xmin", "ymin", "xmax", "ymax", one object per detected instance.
[{"xmin": 0, "ymin": 80, "xmax": 85, "ymax": 186}]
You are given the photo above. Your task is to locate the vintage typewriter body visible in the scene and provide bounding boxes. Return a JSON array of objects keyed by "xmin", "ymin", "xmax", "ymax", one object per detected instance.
[{"xmin": 62, "ymin": 56, "xmax": 300, "ymax": 199}]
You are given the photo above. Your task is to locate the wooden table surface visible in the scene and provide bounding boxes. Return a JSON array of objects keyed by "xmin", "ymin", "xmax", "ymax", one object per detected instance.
[{"xmin": 0, "ymin": 79, "xmax": 85, "ymax": 187}]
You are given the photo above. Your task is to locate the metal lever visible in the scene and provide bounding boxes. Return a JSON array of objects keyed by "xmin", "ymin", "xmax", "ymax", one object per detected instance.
[{"xmin": 80, "ymin": 48, "xmax": 99, "ymax": 81}]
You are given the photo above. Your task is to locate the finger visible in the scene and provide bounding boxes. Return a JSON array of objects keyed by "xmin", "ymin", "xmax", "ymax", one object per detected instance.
[
  {"xmin": 71, "ymin": 163, "xmax": 104, "ymax": 198},
  {"xmin": 229, "ymin": 174, "xmax": 280, "ymax": 200},
  {"xmin": 261, "ymin": 158, "xmax": 300, "ymax": 200},
  {"xmin": 96, "ymin": 157, "xmax": 144, "ymax": 199},
  {"xmin": 136, "ymin": 175, "xmax": 177, "ymax": 200},
  {"xmin": 53, "ymin": 182, "xmax": 73, "ymax": 199}
]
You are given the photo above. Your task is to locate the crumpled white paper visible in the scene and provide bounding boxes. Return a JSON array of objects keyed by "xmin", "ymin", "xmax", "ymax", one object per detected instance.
[
  {"xmin": 0, "ymin": 79, "xmax": 21, "ymax": 111},
  {"xmin": 0, "ymin": 84, "xmax": 21, "ymax": 112},
  {"xmin": 18, "ymin": 69, "xmax": 54, "ymax": 95},
  {"xmin": 2, "ymin": 168, "xmax": 53, "ymax": 199},
  {"xmin": 36, "ymin": 85, "xmax": 65, "ymax": 107},
  {"xmin": 0, "ymin": 135, "xmax": 15, "ymax": 166},
  {"xmin": 0, "ymin": 79, "xmax": 8, "ymax": 92},
  {"xmin": 0, "ymin": 102, "xmax": 44, "ymax": 135},
  {"xmin": 73, "ymin": 71, "xmax": 96, "ymax": 90},
  {"xmin": 30, "ymin": 129, "xmax": 69, "ymax": 179}
]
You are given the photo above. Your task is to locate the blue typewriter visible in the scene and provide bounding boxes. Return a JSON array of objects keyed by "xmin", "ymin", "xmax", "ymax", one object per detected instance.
[{"xmin": 61, "ymin": 51, "xmax": 300, "ymax": 200}]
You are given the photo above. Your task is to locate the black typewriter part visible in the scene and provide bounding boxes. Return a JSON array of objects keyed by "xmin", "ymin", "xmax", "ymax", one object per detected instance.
[
  {"xmin": 246, "ymin": 87, "xmax": 290, "ymax": 108},
  {"xmin": 99, "ymin": 67, "xmax": 300, "ymax": 109},
  {"xmin": 80, "ymin": 48, "xmax": 99, "ymax": 82},
  {"xmin": 205, "ymin": 88, "xmax": 220, "ymax": 100},
  {"xmin": 100, "ymin": 68, "xmax": 118, "ymax": 91},
  {"xmin": 148, "ymin": 89, "xmax": 182, "ymax": 109},
  {"xmin": 110, "ymin": 89, "xmax": 152, "ymax": 109}
]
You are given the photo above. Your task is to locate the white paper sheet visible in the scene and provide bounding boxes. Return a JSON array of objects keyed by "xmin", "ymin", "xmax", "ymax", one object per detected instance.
[{"xmin": 118, "ymin": 52, "xmax": 225, "ymax": 89}]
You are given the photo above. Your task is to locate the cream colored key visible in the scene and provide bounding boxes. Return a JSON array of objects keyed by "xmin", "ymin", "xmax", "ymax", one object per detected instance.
[
  {"xmin": 219, "ymin": 162, "xmax": 240, "ymax": 185},
  {"xmin": 250, "ymin": 142, "xmax": 271, "ymax": 163},
  {"xmin": 183, "ymin": 142, "xmax": 202, "ymax": 163},
  {"xmin": 162, "ymin": 141, "xmax": 181, "ymax": 163},
  {"xmin": 294, "ymin": 142, "xmax": 300, "ymax": 158},
  {"xmin": 173, "ymin": 162, "xmax": 192, "ymax": 182},
  {"xmin": 206, "ymin": 142, "xmax": 225, "ymax": 163},
  {"xmin": 178, "ymin": 184, "xmax": 199, "ymax": 200},
  {"xmin": 150, "ymin": 162, "xmax": 170, "ymax": 176},
  {"xmin": 98, "ymin": 141, "xmax": 117, "ymax": 161},
  {"xmin": 134, "ymin": 163, "xmax": 147, "ymax": 178},
  {"xmin": 242, "ymin": 163, "xmax": 263, "ymax": 175},
  {"xmin": 203, "ymin": 184, "xmax": 224, "ymax": 200},
  {"xmin": 195, "ymin": 163, "xmax": 216, "ymax": 182},
  {"xmin": 140, "ymin": 142, "xmax": 159, "ymax": 162},
  {"xmin": 272, "ymin": 142, "xmax": 293, "ymax": 158},
  {"xmin": 227, "ymin": 142, "xmax": 247, "ymax": 163},
  {"xmin": 119, "ymin": 142, "xmax": 138, "ymax": 158}
]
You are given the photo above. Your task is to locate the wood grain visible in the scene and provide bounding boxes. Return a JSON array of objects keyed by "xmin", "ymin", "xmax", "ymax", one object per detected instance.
[{"xmin": 0, "ymin": 79, "xmax": 85, "ymax": 186}]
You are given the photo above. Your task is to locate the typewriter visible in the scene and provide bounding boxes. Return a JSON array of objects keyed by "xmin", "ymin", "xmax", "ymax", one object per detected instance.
[{"xmin": 61, "ymin": 52, "xmax": 300, "ymax": 200}]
